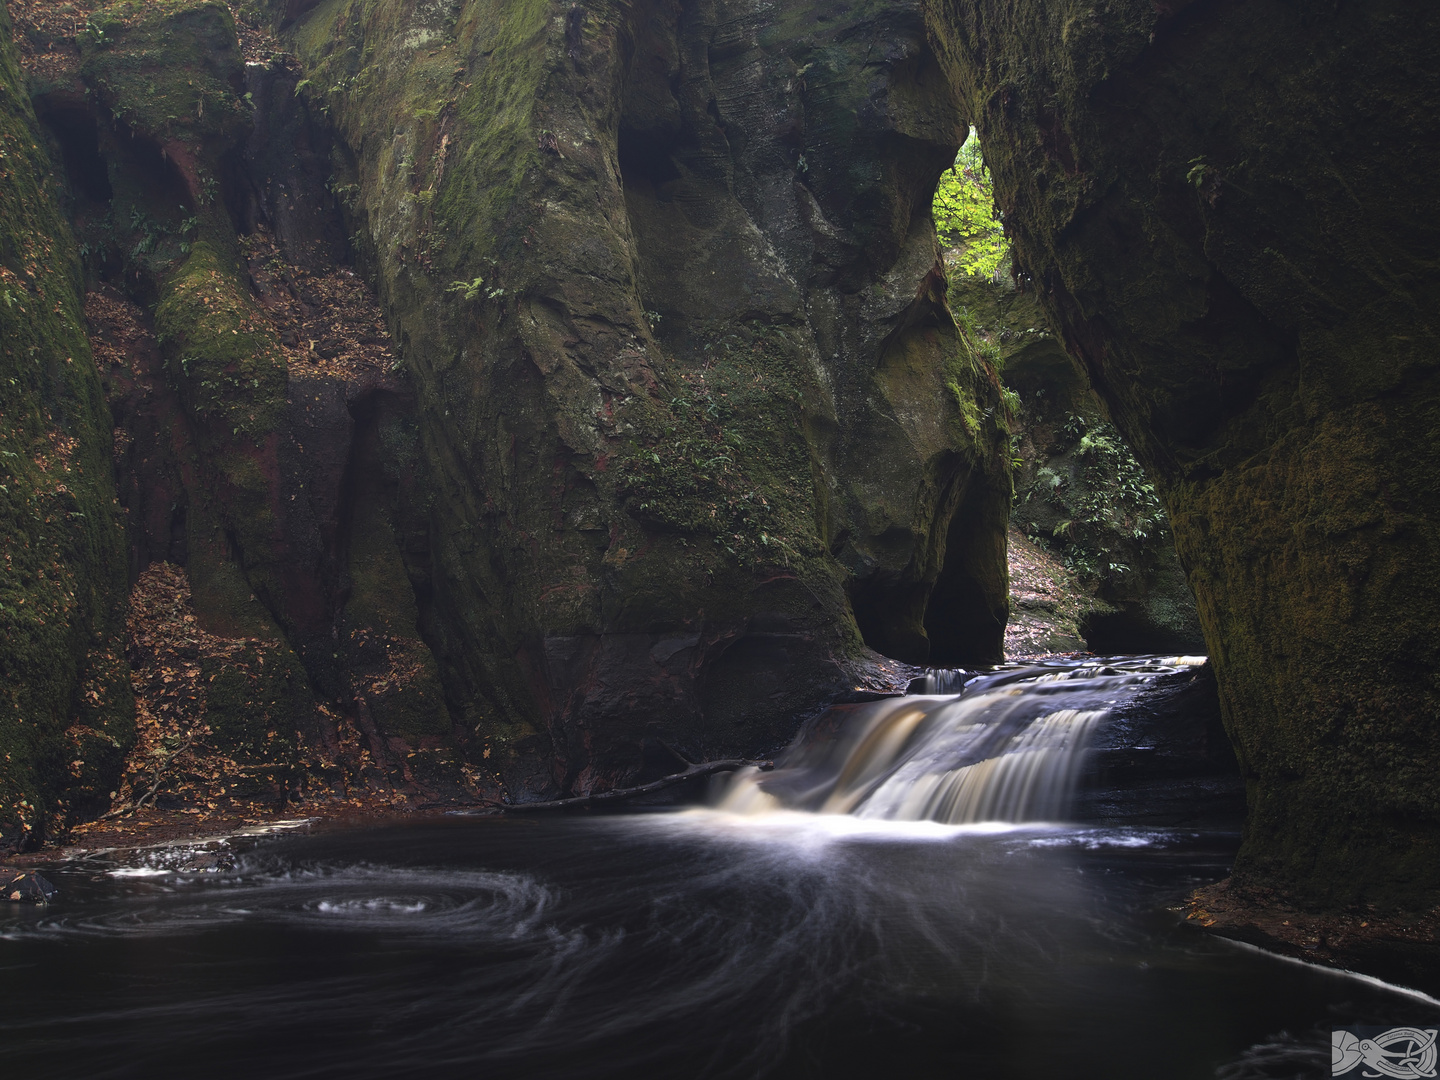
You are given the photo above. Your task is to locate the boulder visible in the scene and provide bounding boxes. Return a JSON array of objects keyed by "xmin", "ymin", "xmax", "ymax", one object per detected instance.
[
  {"xmin": 1076, "ymin": 664, "xmax": 1245, "ymax": 830},
  {"xmin": 2, "ymin": 870, "xmax": 58, "ymax": 904}
]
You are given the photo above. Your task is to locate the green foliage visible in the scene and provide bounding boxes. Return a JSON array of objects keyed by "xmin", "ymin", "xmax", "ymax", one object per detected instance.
[
  {"xmin": 954, "ymin": 304, "xmax": 1006, "ymax": 372},
  {"xmin": 1022, "ymin": 413, "xmax": 1166, "ymax": 585},
  {"xmin": 447, "ymin": 275, "xmax": 485, "ymax": 300},
  {"xmin": 612, "ymin": 322, "xmax": 827, "ymax": 575},
  {"xmin": 933, "ymin": 131, "xmax": 1008, "ymax": 282},
  {"xmin": 446, "ymin": 276, "xmax": 504, "ymax": 301}
]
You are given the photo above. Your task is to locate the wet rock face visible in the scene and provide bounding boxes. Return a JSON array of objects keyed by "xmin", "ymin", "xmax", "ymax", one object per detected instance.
[
  {"xmin": 934, "ymin": 0, "xmax": 1440, "ymax": 906},
  {"xmin": 268, "ymin": 0, "xmax": 1011, "ymax": 795},
  {"xmin": 1076, "ymin": 664, "xmax": 1244, "ymax": 831}
]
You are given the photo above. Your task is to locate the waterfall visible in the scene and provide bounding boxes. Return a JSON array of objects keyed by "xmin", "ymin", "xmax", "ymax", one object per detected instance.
[{"xmin": 716, "ymin": 656, "xmax": 1207, "ymax": 824}]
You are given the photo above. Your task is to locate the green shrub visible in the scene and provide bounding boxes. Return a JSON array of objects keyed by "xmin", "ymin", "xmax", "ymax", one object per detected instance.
[{"xmin": 933, "ymin": 131, "xmax": 1009, "ymax": 282}]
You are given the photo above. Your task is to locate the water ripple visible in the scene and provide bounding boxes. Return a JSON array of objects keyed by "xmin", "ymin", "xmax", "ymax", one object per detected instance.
[{"xmin": 3, "ymin": 858, "xmax": 558, "ymax": 943}]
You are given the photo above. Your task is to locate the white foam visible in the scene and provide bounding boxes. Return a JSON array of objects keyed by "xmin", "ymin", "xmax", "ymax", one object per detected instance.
[
  {"xmin": 316, "ymin": 898, "xmax": 428, "ymax": 915},
  {"xmin": 1217, "ymin": 936, "xmax": 1440, "ymax": 1008},
  {"xmin": 619, "ymin": 806, "xmax": 1064, "ymax": 846},
  {"xmin": 106, "ymin": 867, "xmax": 173, "ymax": 878},
  {"xmin": 234, "ymin": 818, "xmax": 315, "ymax": 836},
  {"xmin": 1024, "ymin": 829, "xmax": 1167, "ymax": 849}
]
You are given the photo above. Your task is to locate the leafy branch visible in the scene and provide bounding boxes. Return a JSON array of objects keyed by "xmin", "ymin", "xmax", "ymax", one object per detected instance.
[{"xmin": 934, "ymin": 130, "xmax": 1009, "ymax": 282}]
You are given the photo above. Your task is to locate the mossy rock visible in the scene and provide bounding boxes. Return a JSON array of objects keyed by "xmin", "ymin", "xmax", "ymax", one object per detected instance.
[
  {"xmin": 79, "ymin": 0, "xmax": 248, "ymax": 151},
  {"xmin": 935, "ymin": 0, "xmax": 1440, "ymax": 907},
  {"xmin": 200, "ymin": 643, "xmax": 304, "ymax": 798},
  {"xmin": 343, "ymin": 476, "xmax": 451, "ymax": 742},
  {"xmin": 155, "ymin": 241, "xmax": 289, "ymax": 440},
  {"xmin": 264, "ymin": 0, "xmax": 1011, "ymax": 797},
  {"xmin": 0, "ymin": 3, "xmax": 133, "ymax": 847}
]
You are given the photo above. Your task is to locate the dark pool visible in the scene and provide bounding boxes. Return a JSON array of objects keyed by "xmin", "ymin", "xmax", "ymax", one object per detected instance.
[{"xmin": 1, "ymin": 813, "xmax": 1433, "ymax": 1078}]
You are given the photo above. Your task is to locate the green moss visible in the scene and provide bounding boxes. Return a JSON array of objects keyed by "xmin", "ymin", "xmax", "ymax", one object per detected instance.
[
  {"xmin": 80, "ymin": 0, "xmax": 248, "ymax": 149},
  {"xmin": 433, "ymin": 0, "xmax": 549, "ymax": 269},
  {"xmin": 943, "ymin": 333, "xmax": 991, "ymax": 445},
  {"xmin": 80, "ymin": 3, "xmax": 294, "ymax": 632},
  {"xmin": 77, "ymin": 0, "xmax": 253, "ymax": 286},
  {"xmin": 0, "ymin": 3, "xmax": 133, "ymax": 846},
  {"xmin": 185, "ymin": 513, "xmax": 323, "ymax": 778},
  {"xmin": 266, "ymin": 0, "xmax": 549, "ymax": 280},
  {"xmin": 932, "ymin": 0, "xmax": 1440, "ymax": 906},
  {"xmin": 611, "ymin": 323, "xmax": 834, "ymax": 586},
  {"xmin": 155, "ymin": 241, "xmax": 289, "ymax": 437},
  {"xmin": 260, "ymin": 0, "xmax": 1008, "ymax": 784},
  {"xmin": 151, "ymin": 240, "xmax": 292, "ymax": 610},
  {"xmin": 201, "ymin": 643, "xmax": 303, "ymax": 796}
]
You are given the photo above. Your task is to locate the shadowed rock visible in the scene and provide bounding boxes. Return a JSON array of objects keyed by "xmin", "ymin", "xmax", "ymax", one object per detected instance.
[
  {"xmin": 933, "ymin": 0, "xmax": 1440, "ymax": 907},
  {"xmin": 262, "ymin": 0, "xmax": 1012, "ymax": 798},
  {"xmin": 3, "ymin": 870, "xmax": 58, "ymax": 904}
]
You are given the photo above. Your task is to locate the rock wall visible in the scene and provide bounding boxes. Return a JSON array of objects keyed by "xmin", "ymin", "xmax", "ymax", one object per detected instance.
[
  {"xmin": 0, "ymin": 2, "xmax": 131, "ymax": 851},
  {"xmin": 13, "ymin": 0, "xmax": 484, "ymax": 820},
  {"xmin": 12, "ymin": 0, "xmax": 1428, "ymax": 906},
  {"xmin": 950, "ymin": 271, "xmax": 1203, "ymax": 654},
  {"xmin": 932, "ymin": 0, "xmax": 1440, "ymax": 907},
  {"xmin": 264, "ymin": 0, "xmax": 1012, "ymax": 797},
  {"xmin": 2, "ymin": 0, "xmax": 1013, "ymax": 818}
]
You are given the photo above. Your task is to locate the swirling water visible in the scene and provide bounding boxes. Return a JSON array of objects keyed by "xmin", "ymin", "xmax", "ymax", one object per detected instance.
[{"xmin": 1, "ymin": 659, "xmax": 1433, "ymax": 1078}]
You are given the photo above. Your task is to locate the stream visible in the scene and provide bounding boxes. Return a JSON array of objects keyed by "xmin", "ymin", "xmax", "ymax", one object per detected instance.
[{"xmin": 2, "ymin": 657, "xmax": 1434, "ymax": 1078}]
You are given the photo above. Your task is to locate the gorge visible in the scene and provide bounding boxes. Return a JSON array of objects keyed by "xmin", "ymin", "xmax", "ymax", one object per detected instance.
[{"xmin": 1, "ymin": 0, "xmax": 1437, "ymax": 1003}]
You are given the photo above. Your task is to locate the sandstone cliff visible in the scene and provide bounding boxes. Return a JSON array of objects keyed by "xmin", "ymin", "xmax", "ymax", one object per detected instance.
[
  {"xmin": 262, "ymin": 0, "xmax": 1011, "ymax": 797},
  {"xmin": 0, "ymin": 1, "xmax": 131, "ymax": 851},
  {"xmin": 6, "ymin": 0, "xmax": 1436, "ymax": 915},
  {"xmin": 934, "ymin": 0, "xmax": 1440, "ymax": 907},
  {"xmin": 3, "ymin": 0, "xmax": 1010, "ymax": 825}
]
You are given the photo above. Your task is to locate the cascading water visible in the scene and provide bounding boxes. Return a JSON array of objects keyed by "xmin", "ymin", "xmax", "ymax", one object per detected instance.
[
  {"xmin": 5, "ymin": 651, "xmax": 1427, "ymax": 1080},
  {"xmin": 717, "ymin": 655, "xmax": 1208, "ymax": 824}
]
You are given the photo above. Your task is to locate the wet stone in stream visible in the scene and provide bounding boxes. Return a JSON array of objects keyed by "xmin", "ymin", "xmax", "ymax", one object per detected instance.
[{"xmin": 3, "ymin": 870, "xmax": 57, "ymax": 904}]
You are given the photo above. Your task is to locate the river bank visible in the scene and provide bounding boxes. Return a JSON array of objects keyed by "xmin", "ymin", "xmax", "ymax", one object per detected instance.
[{"xmin": 1184, "ymin": 879, "xmax": 1440, "ymax": 998}]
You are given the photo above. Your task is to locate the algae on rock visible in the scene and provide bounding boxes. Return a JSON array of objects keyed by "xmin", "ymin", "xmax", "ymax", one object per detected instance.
[
  {"xmin": 264, "ymin": 0, "xmax": 1012, "ymax": 797},
  {"xmin": 930, "ymin": 0, "xmax": 1440, "ymax": 907},
  {"xmin": 0, "ymin": 1, "xmax": 132, "ymax": 849}
]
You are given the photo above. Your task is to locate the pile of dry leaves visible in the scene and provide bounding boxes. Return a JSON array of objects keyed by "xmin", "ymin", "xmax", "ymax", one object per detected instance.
[
  {"xmin": 9, "ymin": 0, "xmax": 285, "ymax": 76},
  {"xmin": 112, "ymin": 561, "xmax": 286, "ymax": 816},
  {"xmin": 243, "ymin": 227, "xmax": 399, "ymax": 383},
  {"xmin": 7, "ymin": 0, "xmax": 89, "ymax": 84},
  {"xmin": 109, "ymin": 562, "xmax": 414, "ymax": 823},
  {"xmin": 1005, "ymin": 527, "xmax": 1096, "ymax": 658}
]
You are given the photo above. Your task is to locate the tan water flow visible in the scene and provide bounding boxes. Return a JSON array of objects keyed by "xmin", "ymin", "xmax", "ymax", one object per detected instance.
[{"xmin": 718, "ymin": 657, "xmax": 1206, "ymax": 824}]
